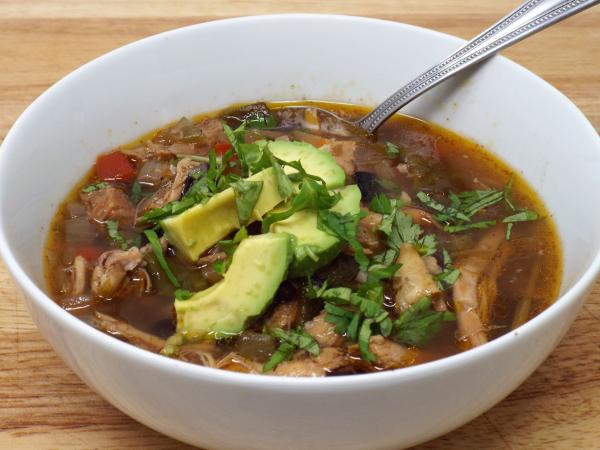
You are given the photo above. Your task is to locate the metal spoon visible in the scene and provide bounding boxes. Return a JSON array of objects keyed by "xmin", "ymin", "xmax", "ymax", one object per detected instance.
[{"xmin": 283, "ymin": 0, "xmax": 599, "ymax": 134}]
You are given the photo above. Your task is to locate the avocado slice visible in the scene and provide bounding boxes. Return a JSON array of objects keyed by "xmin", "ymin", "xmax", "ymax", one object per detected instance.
[
  {"xmin": 270, "ymin": 184, "xmax": 361, "ymax": 277},
  {"xmin": 267, "ymin": 140, "xmax": 345, "ymax": 189},
  {"xmin": 161, "ymin": 168, "xmax": 281, "ymax": 261},
  {"xmin": 175, "ymin": 233, "xmax": 292, "ymax": 341},
  {"xmin": 161, "ymin": 140, "xmax": 346, "ymax": 262}
]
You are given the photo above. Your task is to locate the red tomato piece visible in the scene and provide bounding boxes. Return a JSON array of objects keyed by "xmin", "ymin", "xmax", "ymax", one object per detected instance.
[
  {"xmin": 214, "ymin": 142, "xmax": 232, "ymax": 155},
  {"xmin": 96, "ymin": 151, "xmax": 135, "ymax": 182},
  {"xmin": 76, "ymin": 246, "xmax": 104, "ymax": 262}
]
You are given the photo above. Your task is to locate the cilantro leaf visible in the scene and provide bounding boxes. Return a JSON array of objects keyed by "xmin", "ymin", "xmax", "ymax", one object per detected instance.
[
  {"xmin": 263, "ymin": 327, "xmax": 320, "ymax": 372},
  {"xmin": 434, "ymin": 249, "xmax": 461, "ymax": 289},
  {"xmin": 268, "ymin": 150, "xmax": 294, "ymax": 200},
  {"xmin": 105, "ymin": 220, "xmax": 129, "ymax": 250},
  {"xmin": 232, "ymin": 180, "xmax": 263, "ymax": 225},
  {"xmin": 129, "ymin": 181, "xmax": 148, "ymax": 204},
  {"xmin": 214, "ymin": 227, "xmax": 248, "ymax": 274},
  {"xmin": 262, "ymin": 177, "xmax": 340, "ymax": 232},
  {"xmin": 394, "ymin": 297, "xmax": 455, "ymax": 346},
  {"xmin": 317, "ymin": 210, "xmax": 369, "ymax": 271},
  {"xmin": 369, "ymin": 193, "xmax": 393, "ymax": 215},
  {"xmin": 384, "ymin": 141, "xmax": 403, "ymax": 158},
  {"xmin": 144, "ymin": 229, "xmax": 180, "ymax": 288},
  {"xmin": 81, "ymin": 181, "xmax": 109, "ymax": 193},
  {"xmin": 174, "ymin": 289, "xmax": 194, "ymax": 301},
  {"xmin": 262, "ymin": 341, "xmax": 295, "ymax": 373}
]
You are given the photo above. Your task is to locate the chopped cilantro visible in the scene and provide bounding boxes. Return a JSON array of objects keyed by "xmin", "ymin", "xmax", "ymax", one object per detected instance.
[
  {"xmin": 81, "ymin": 181, "xmax": 108, "ymax": 193},
  {"xmin": 213, "ymin": 227, "xmax": 248, "ymax": 275},
  {"xmin": 105, "ymin": 220, "xmax": 129, "ymax": 250},
  {"xmin": 144, "ymin": 229, "xmax": 180, "ymax": 288},
  {"xmin": 232, "ymin": 180, "xmax": 263, "ymax": 225},
  {"xmin": 263, "ymin": 328, "xmax": 320, "ymax": 372},
  {"xmin": 394, "ymin": 297, "xmax": 455, "ymax": 346},
  {"xmin": 174, "ymin": 289, "xmax": 194, "ymax": 300},
  {"xmin": 317, "ymin": 210, "xmax": 369, "ymax": 271},
  {"xmin": 384, "ymin": 141, "xmax": 402, "ymax": 158},
  {"xmin": 434, "ymin": 249, "xmax": 461, "ymax": 289}
]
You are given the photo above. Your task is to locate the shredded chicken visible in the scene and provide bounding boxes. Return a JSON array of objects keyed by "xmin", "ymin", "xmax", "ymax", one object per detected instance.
[
  {"xmin": 357, "ymin": 210, "xmax": 385, "ymax": 254},
  {"xmin": 453, "ymin": 226, "xmax": 506, "ymax": 348},
  {"xmin": 393, "ymin": 244, "xmax": 441, "ymax": 312},
  {"xmin": 91, "ymin": 247, "xmax": 148, "ymax": 297},
  {"xmin": 265, "ymin": 300, "xmax": 300, "ymax": 330},
  {"xmin": 195, "ymin": 118, "xmax": 227, "ymax": 148},
  {"xmin": 178, "ymin": 342, "xmax": 218, "ymax": 367},
  {"xmin": 94, "ymin": 311, "xmax": 165, "ymax": 353},
  {"xmin": 197, "ymin": 251, "xmax": 227, "ymax": 265},
  {"xmin": 304, "ymin": 311, "xmax": 345, "ymax": 347},
  {"xmin": 403, "ymin": 206, "xmax": 443, "ymax": 229},
  {"xmin": 216, "ymin": 352, "xmax": 262, "ymax": 374},
  {"xmin": 273, "ymin": 348, "xmax": 347, "ymax": 377},
  {"xmin": 326, "ymin": 140, "xmax": 356, "ymax": 177},
  {"xmin": 80, "ymin": 186, "xmax": 135, "ymax": 225},
  {"xmin": 369, "ymin": 336, "xmax": 414, "ymax": 369},
  {"xmin": 67, "ymin": 255, "xmax": 88, "ymax": 296},
  {"xmin": 137, "ymin": 158, "xmax": 200, "ymax": 215}
]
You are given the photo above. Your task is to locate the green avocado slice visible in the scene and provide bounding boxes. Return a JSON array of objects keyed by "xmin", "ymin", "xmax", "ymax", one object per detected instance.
[
  {"xmin": 270, "ymin": 185, "xmax": 361, "ymax": 277},
  {"xmin": 161, "ymin": 140, "xmax": 346, "ymax": 262},
  {"xmin": 175, "ymin": 233, "xmax": 292, "ymax": 341}
]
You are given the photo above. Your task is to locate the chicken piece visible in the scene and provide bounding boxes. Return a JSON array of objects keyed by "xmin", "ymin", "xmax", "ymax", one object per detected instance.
[
  {"xmin": 178, "ymin": 342, "xmax": 218, "ymax": 367},
  {"xmin": 304, "ymin": 311, "xmax": 345, "ymax": 347},
  {"xmin": 137, "ymin": 158, "xmax": 200, "ymax": 215},
  {"xmin": 357, "ymin": 210, "xmax": 384, "ymax": 254},
  {"xmin": 393, "ymin": 244, "xmax": 441, "ymax": 312},
  {"xmin": 120, "ymin": 142, "xmax": 175, "ymax": 160},
  {"xmin": 422, "ymin": 255, "xmax": 442, "ymax": 275},
  {"xmin": 265, "ymin": 300, "xmax": 300, "ymax": 330},
  {"xmin": 197, "ymin": 251, "xmax": 227, "ymax": 265},
  {"xmin": 67, "ymin": 255, "xmax": 88, "ymax": 296},
  {"xmin": 196, "ymin": 118, "xmax": 227, "ymax": 148},
  {"xmin": 453, "ymin": 226, "xmax": 507, "ymax": 348},
  {"xmin": 216, "ymin": 352, "xmax": 262, "ymax": 374},
  {"xmin": 327, "ymin": 140, "xmax": 356, "ymax": 177},
  {"xmin": 81, "ymin": 186, "xmax": 136, "ymax": 226},
  {"xmin": 403, "ymin": 206, "xmax": 443, "ymax": 230},
  {"xmin": 91, "ymin": 247, "xmax": 147, "ymax": 297},
  {"xmin": 273, "ymin": 348, "xmax": 348, "ymax": 377},
  {"xmin": 369, "ymin": 336, "xmax": 414, "ymax": 369},
  {"xmin": 94, "ymin": 311, "xmax": 165, "ymax": 353}
]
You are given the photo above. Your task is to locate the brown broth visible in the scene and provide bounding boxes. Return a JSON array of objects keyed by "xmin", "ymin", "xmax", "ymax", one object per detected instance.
[{"xmin": 44, "ymin": 101, "xmax": 562, "ymax": 374}]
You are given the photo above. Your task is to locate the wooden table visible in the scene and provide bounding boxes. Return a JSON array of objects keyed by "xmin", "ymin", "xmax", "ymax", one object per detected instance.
[{"xmin": 1, "ymin": 1, "xmax": 599, "ymax": 448}]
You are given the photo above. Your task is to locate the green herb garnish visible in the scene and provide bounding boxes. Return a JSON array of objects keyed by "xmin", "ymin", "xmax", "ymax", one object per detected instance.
[
  {"xmin": 317, "ymin": 210, "xmax": 369, "ymax": 271},
  {"xmin": 384, "ymin": 141, "xmax": 402, "ymax": 158},
  {"xmin": 263, "ymin": 327, "xmax": 320, "ymax": 372},
  {"xmin": 394, "ymin": 297, "xmax": 455, "ymax": 346},
  {"xmin": 105, "ymin": 220, "xmax": 129, "ymax": 250},
  {"xmin": 232, "ymin": 180, "xmax": 264, "ymax": 225},
  {"xmin": 174, "ymin": 289, "xmax": 194, "ymax": 300},
  {"xmin": 81, "ymin": 181, "xmax": 109, "ymax": 193},
  {"xmin": 213, "ymin": 227, "xmax": 248, "ymax": 275},
  {"xmin": 144, "ymin": 229, "xmax": 180, "ymax": 288},
  {"xmin": 434, "ymin": 249, "xmax": 461, "ymax": 289}
]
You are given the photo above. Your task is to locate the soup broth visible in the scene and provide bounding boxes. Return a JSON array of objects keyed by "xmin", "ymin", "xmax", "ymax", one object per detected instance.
[{"xmin": 45, "ymin": 102, "xmax": 561, "ymax": 376}]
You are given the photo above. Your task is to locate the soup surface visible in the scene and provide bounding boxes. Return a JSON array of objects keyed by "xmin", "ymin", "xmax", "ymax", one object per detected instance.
[{"xmin": 45, "ymin": 102, "xmax": 561, "ymax": 376}]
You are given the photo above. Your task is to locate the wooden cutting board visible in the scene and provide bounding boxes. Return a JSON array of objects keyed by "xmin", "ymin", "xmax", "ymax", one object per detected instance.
[{"xmin": 1, "ymin": 1, "xmax": 599, "ymax": 448}]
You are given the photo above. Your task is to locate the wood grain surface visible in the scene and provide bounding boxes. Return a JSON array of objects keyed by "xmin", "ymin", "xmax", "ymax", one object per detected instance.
[{"xmin": 1, "ymin": 1, "xmax": 599, "ymax": 449}]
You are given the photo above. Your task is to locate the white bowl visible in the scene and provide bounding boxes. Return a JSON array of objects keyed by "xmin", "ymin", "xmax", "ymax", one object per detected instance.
[{"xmin": 1, "ymin": 14, "xmax": 599, "ymax": 450}]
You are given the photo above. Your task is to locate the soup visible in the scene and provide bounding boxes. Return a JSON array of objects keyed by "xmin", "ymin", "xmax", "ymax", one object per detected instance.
[{"xmin": 44, "ymin": 102, "xmax": 561, "ymax": 376}]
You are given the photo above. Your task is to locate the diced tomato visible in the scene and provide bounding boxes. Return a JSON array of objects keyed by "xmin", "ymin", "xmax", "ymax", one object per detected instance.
[
  {"xmin": 214, "ymin": 141, "xmax": 232, "ymax": 155},
  {"xmin": 76, "ymin": 246, "xmax": 104, "ymax": 262},
  {"xmin": 96, "ymin": 151, "xmax": 135, "ymax": 182}
]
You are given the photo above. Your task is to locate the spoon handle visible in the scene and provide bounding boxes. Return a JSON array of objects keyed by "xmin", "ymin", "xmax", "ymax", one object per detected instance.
[{"xmin": 357, "ymin": 0, "xmax": 599, "ymax": 133}]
